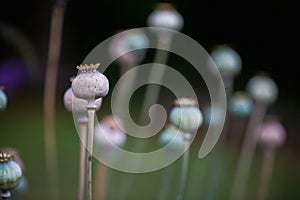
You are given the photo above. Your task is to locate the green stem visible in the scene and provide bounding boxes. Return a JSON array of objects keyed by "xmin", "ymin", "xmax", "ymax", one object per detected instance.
[
  {"xmin": 257, "ymin": 147, "xmax": 275, "ymax": 200},
  {"xmin": 176, "ymin": 134, "xmax": 191, "ymax": 200},
  {"xmin": 230, "ymin": 104, "xmax": 266, "ymax": 200}
]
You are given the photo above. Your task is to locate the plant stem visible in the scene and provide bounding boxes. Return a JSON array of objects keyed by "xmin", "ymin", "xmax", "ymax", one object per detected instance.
[
  {"xmin": 139, "ymin": 32, "xmax": 172, "ymax": 124},
  {"xmin": 176, "ymin": 133, "xmax": 191, "ymax": 200},
  {"xmin": 94, "ymin": 162, "xmax": 108, "ymax": 200},
  {"xmin": 257, "ymin": 147, "xmax": 275, "ymax": 200},
  {"xmin": 230, "ymin": 103, "xmax": 266, "ymax": 200},
  {"xmin": 78, "ymin": 117, "xmax": 88, "ymax": 200},
  {"xmin": 43, "ymin": 1, "xmax": 69, "ymax": 199},
  {"xmin": 87, "ymin": 103, "xmax": 97, "ymax": 200}
]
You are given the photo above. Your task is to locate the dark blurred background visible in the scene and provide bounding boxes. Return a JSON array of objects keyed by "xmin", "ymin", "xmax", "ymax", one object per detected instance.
[{"xmin": 0, "ymin": 0, "xmax": 299, "ymax": 199}]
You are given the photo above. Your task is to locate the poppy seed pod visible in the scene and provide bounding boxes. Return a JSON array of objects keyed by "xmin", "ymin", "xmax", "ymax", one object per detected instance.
[
  {"xmin": 246, "ymin": 74, "xmax": 278, "ymax": 106},
  {"xmin": 159, "ymin": 125, "xmax": 185, "ymax": 151},
  {"xmin": 0, "ymin": 88, "xmax": 7, "ymax": 112},
  {"xmin": 169, "ymin": 98, "xmax": 203, "ymax": 133},
  {"xmin": 63, "ymin": 87, "xmax": 102, "ymax": 114},
  {"xmin": 109, "ymin": 30, "xmax": 149, "ymax": 65},
  {"xmin": 71, "ymin": 64, "xmax": 109, "ymax": 102},
  {"xmin": 229, "ymin": 91, "xmax": 253, "ymax": 117},
  {"xmin": 147, "ymin": 3, "xmax": 184, "ymax": 31},
  {"xmin": 258, "ymin": 117, "xmax": 286, "ymax": 148},
  {"xmin": 203, "ymin": 105, "xmax": 225, "ymax": 126},
  {"xmin": 94, "ymin": 116, "xmax": 126, "ymax": 149},
  {"xmin": 210, "ymin": 45, "xmax": 242, "ymax": 78},
  {"xmin": 0, "ymin": 152, "xmax": 22, "ymax": 199}
]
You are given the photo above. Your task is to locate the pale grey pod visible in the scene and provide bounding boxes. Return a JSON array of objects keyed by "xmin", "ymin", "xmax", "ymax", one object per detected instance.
[
  {"xmin": 210, "ymin": 45, "xmax": 242, "ymax": 78},
  {"xmin": 258, "ymin": 117, "xmax": 286, "ymax": 148},
  {"xmin": 147, "ymin": 3, "xmax": 184, "ymax": 31},
  {"xmin": 63, "ymin": 87, "xmax": 102, "ymax": 113},
  {"xmin": 246, "ymin": 74, "xmax": 278, "ymax": 105},
  {"xmin": 94, "ymin": 116, "xmax": 126, "ymax": 149},
  {"xmin": 71, "ymin": 64, "xmax": 109, "ymax": 101}
]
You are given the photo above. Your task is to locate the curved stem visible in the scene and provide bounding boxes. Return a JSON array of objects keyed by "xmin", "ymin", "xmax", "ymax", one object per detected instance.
[
  {"xmin": 230, "ymin": 104, "xmax": 266, "ymax": 200},
  {"xmin": 257, "ymin": 147, "xmax": 275, "ymax": 200}
]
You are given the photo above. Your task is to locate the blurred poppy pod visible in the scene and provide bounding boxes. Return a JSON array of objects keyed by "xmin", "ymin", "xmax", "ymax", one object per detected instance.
[
  {"xmin": 159, "ymin": 125, "xmax": 185, "ymax": 151},
  {"xmin": 63, "ymin": 87, "xmax": 102, "ymax": 115},
  {"xmin": 147, "ymin": 3, "xmax": 184, "ymax": 31},
  {"xmin": 94, "ymin": 115, "xmax": 126, "ymax": 149},
  {"xmin": 258, "ymin": 116, "xmax": 286, "ymax": 148},
  {"xmin": 169, "ymin": 98, "xmax": 203, "ymax": 133},
  {"xmin": 108, "ymin": 29, "xmax": 149, "ymax": 66},
  {"xmin": 0, "ymin": 87, "xmax": 7, "ymax": 112},
  {"xmin": 246, "ymin": 73, "xmax": 278, "ymax": 106},
  {"xmin": 229, "ymin": 91, "xmax": 253, "ymax": 117},
  {"xmin": 210, "ymin": 45, "xmax": 242, "ymax": 79}
]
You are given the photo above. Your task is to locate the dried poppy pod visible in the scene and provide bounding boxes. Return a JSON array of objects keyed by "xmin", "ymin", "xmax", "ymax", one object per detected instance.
[
  {"xmin": 63, "ymin": 87, "xmax": 102, "ymax": 115},
  {"xmin": 159, "ymin": 125, "xmax": 185, "ymax": 151},
  {"xmin": 258, "ymin": 116, "xmax": 286, "ymax": 149},
  {"xmin": 169, "ymin": 98, "xmax": 203, "ymax": 133},
  {"xmin": 147, "ymin": 3, "xmax": 184, "ymax": 31},
  {"xmin": 71, "ymin": 64, "xmax": 109, "ymax": 105},
  {"xmin": 108, "ymin": 29, "xmax": 149, "ymax": 66},
  {"xmin": 0, "ymin": 152, "xmax": 23, "ymax": 199},
  {"xmin": 210, "ymin": 45, "xmax": 242, "ymax": 79},
  {"xmin": 0, "ymin": 87, "xmax": 7, "ymax": 112},
  {"xmin": 246, "ymin": 73, "xmax": 278, "ymax": 106},
  {"xmin": 94, "ymin": 115, "xmax": 126, "ymax": 149},
  {"xmin": 229, "ymin": 91, "xmax": 253, "ymax": 117}
]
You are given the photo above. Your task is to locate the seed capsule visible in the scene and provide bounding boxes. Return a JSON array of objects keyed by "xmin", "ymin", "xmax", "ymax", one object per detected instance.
[
  {"xmin": 71, "ymin": 64, "xmax": 109, "ymax": 102},
  {"xmin": 169, "ymin": 98, "xmax": 203, "ymax": 133}
]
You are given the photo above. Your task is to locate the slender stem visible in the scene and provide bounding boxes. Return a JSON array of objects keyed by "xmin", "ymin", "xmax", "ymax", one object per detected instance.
[
  {"xmin": 78, "ymin": 117, "xmax": 88, "ymax": 200},
  {"xmin": 94, "ymin": 162, "xmax": 108, "ymax": 200},
  {"xmin": 87, "ymin": 104, "xmax": 97, "ymax": 200},
  {"xmin": 43, "ymin": 1, "xmax": 68, "ymax": 199},
  {"xmin": 120, "ymin": 33, "xmax": 173, "ymax": 199},
  {"xmin": 230, "ymin": 104, "xmax": 266, "ymax": 200},
  {"xmin": 139, "ymin": 33, "xmax": 172, "ymax": 124},
  {"xmin": 176, "ymin": 134, "xmax": 191, "ymax": 200},
  {"xmin": 257, "ymin": 147, "xmax": 275, "ymax": 200}
]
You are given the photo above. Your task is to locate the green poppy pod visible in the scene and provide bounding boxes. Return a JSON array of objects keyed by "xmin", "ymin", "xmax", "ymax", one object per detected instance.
[
  {"xmin": 0, "ymin": 152, "xmax": 22, "ymax": 199},
  {"xmin": 159, "ymin": 125, "xmax": 185, "ymax": 151},
  {"xmin": 0, "ymin": 88, "xmax": 7, "ymax": 112},
  {"xmin": 229, "ymin": 91, "xmax": 253, "ymax": 117},
  {"xmin": 169, "ymin": 98, "xmax": 203, "ymax": 133}
]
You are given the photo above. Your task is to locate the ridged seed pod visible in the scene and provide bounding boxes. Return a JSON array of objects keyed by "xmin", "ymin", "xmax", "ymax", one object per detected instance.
[
  {"xmin": 169, "ymin": 98, "xmax": 203, "ymax": 133},
  {"xmin": 0, "ymin": 152, "xmax": 22, "ymax": 199},
  {"xmin": 71, "ymin": 64, "xmax": 109, "ymax": 102}
]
